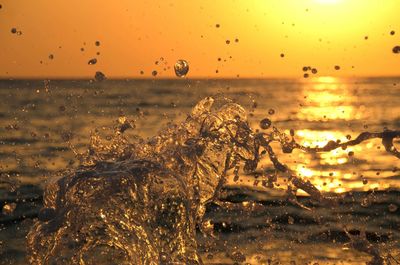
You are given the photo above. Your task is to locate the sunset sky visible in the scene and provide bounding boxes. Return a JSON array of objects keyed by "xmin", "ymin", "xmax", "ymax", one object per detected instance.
[{"xmin": 0, "ymin": 0, "xmax": 399, "ymax": 79}]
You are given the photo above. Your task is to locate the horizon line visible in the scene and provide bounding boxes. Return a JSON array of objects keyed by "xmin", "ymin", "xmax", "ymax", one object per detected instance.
[{"xmin": 1, "ymin": 75, "xmax": 400, "ymax": 81}]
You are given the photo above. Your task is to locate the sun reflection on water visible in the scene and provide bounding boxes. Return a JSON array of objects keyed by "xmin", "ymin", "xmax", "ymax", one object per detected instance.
[
  {"xmin": 297, "ymin": 76, "xmax": 364, "ymax": 121},
  {"xmin": 290, "ymin": 77, "xmax": 397, "ymax": 193}
]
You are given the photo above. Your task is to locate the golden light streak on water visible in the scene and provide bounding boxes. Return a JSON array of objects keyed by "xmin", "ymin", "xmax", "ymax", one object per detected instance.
[
  {"xmin": 298, "ymin": 76, "xmax": 362, "ymax": 121},
  {"xmin": 289, "ymin": 77, "xmax": 397, "ymax": 193}
]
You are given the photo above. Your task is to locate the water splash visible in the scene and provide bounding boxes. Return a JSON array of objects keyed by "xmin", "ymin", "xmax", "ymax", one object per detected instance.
[{"xmin": 27, "ymin": 97, "xmax": 400, "ymax": 264}]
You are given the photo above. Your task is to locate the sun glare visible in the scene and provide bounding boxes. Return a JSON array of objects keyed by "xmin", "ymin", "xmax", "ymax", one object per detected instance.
[{"xmin": 314, "ymin": 0, "xmax": 342, "ymax": 4}]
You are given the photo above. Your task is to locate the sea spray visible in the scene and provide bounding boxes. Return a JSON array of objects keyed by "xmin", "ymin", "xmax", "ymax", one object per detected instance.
[{"xmin": 27, "ymin": 97, "xmax": 400, "ymax": 264}]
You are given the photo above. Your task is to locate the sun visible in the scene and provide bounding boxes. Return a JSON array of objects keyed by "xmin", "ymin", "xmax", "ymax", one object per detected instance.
[{"xmin": 314, "ymin": 0, "xmax": 342, "ymax": 4}]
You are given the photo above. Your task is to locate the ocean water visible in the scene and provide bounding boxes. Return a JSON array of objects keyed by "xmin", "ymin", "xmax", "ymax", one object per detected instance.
[{"xmin": 0, "ymin": 77, "xmax": 399, "ymax": 264}]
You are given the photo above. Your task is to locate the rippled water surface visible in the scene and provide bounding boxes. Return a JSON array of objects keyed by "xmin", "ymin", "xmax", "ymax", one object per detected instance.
[{"xmin": 0, "ymin": 77, "xmax": 399, "ymax": 264}]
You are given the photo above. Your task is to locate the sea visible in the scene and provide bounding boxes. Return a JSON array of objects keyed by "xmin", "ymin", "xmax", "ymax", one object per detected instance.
[{"xmin": 0, "ymin": 77, "xmax": 399, "ymax": 264}]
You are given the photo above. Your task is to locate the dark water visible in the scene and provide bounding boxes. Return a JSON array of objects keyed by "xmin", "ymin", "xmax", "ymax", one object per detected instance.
[{"xmin": 0, "ymin": 77, "xmax": 399, "ymax": 264}]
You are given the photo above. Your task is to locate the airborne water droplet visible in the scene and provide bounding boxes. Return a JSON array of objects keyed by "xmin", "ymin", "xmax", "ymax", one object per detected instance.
[
  {"xmin": 259, "ymin": 118, "xmax": 272, "ymax": 130},
  {"xmin": 231, "ymin": 251, "xmax": 246, "ymax": 263},
  {"xmin": 94, "ymin": 71, "xmax": 106, "ymax": 81},
  {"xmin": 288, "ymin": 216, "xmax": 294, "ymax": 225},
  {"xmin": 2, "ymin": 202, "xmax": 16, "ymax": 215},
  {"xmin": 388, "ymin": 203, "xmax": 398, "ymax": 212},
  {"xmin": 174, "ymin": 59, "xmax": 189, "ymax": 78},
  {"xmin": 88, "ymin": 58, "xmax": 97, "ymax": 65},
  {"xmin": 362, "ymin": 178, "xmax": 368, "ymax": 185}
]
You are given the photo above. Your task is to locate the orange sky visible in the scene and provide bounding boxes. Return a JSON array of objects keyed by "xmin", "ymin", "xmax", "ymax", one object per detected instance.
[{"xmin": 0, "ymin": 0, "xmax": 399, "ymax": 79}]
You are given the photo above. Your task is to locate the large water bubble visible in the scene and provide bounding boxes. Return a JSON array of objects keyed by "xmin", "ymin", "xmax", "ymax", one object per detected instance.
[{"xmin": 174, "ymin": 59, "xmax": 189, "ymax": 77}]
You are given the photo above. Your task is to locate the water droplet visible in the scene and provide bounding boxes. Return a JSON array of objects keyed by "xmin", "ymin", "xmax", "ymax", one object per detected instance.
[
  {"xmin": 231, "ymin": 251, "xmax": 246, "ymax": 263},
  {"xmin": 259, "ymin": 118, "xmax": 271, "ymax": 130},
  {"xmin": 215, "ymin": 23, "xmax": 220, "ymax": 28},
  {"xmin": 288, "ymin": 216, "xmax": 294, "ymax": 225},
  {"xmin": 49, "ymin": 54, "xmax": 54, "ymax": 60},
  {"xmin": 88, "ymin": 58, "xmax": 97, "ymax": 65},
  {"xmin": 362, "ymin": 178, "xmax": 368, "ymax": 185},
  {"xmin": 361, "ymin": 197, "xmax": 370, "ymax": 207},
  {"xmin": 303, "ymin": 73, "xmax": 309, "ymax": 78},
  {"xmin": 390, "ymin": 30, "xmax": 395, "ymax": 35},
  {"xmin": 95, "ymin": 40, "xmax": 100, "ymax": 46},
  {"xmin": 311, "ymin": 68, "xmax": 318, "ymax": 74},
  {"xmin": 174, "ymin": 59, "xmax": 189, "ymax": 78},
  {"xmin": 268, "ymin": 108, "xmax": 275, "ymax": 115},
  {"xmin": 11, "ymin": 27, "xmax": 17, "ymax": 34},
  {"xmin": 388, "ymin": 204, "xmax": 398, "ymax": 212},
  {"xmin": 334, "ymin": 65, "xmax": 341, "ymax": 70},
  {"xmin": 348, "ymin": 151, "xmax": 354, "ymax": 157},
  {"xmin": 94, "ymin": 71, "xmax": 106, "ymax": 81},
  {"xmin": 152, "ymin": 70, "xmax": 158, "ymax": 77},
  {"xmin": 346, "ymin": 134, "xmax": 351, "ymax": 140},
  {"xmin": 235, "ymin": 38, "xmax": 239, "ymax": 43},
  {"xmin": 140, "ymin": 70, "xmax": 144, "ymax": 75},
  {"xmin": 225, "ymin": 40, "xmax": 230, "ymax": 44},
  {"xmin": 392, "ymin": 46, "xmax": 400, "ymax": 54},
  {"xmin": 364, "ymin": 36, "xmax": 368, "ymax": 40},
  {"xmin": 2, "ymin": 203, "xmax": 16, "ymax": 215},
  {"xmin": 280, "ymin": 53, "xmax": 285, "ymax": 58},
  {"xmin": 302, "ymin": 66, "xmax": 308, "ymax": 72}
]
